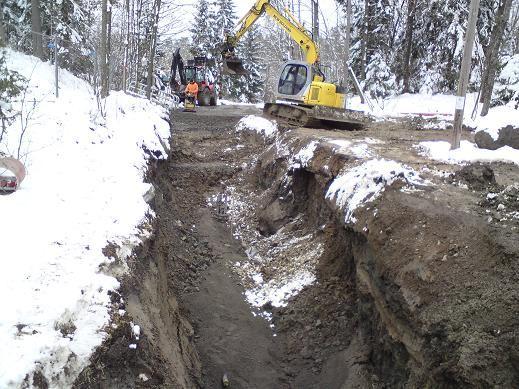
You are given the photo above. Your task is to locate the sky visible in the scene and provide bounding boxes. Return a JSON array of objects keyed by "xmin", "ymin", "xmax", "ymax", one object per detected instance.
[
  {"xmin": 234, "ymin": 0, "xmax": 341, "ymax": 33},
  {"xmin": 171, "ymin": 0, "xmax": 342, "ymax": 38}
]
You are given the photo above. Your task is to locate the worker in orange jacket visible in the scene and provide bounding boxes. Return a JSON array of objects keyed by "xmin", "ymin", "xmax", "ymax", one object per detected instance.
[{"xmin": 185, "ymin": 80, "xmax": 199, "ymax": 104}]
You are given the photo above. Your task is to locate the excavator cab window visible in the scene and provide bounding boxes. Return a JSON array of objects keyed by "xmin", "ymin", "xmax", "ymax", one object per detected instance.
[{"xmin": 278, "ymin": 64, "xmax": 308, "ymax": 96}]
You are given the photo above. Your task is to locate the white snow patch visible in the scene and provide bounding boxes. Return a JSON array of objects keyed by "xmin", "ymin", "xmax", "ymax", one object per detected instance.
[
  {"xmin": 327, "ymin": 139, "xmax": 374, "ymax": 158},
  {"xmin": 236, "ymin": 115, "xmax": 278, "ymax": 139},
  {"xmin": 219, "ymin": 99, "xmax": 264, "ymax": 109},
  {"xmin": 0, "ymin": 49, "xmax": 168, "ymax": 387},
  {"xmin": 474, "ymin": 105, "xmax": 519, "ymax": 141},
  {"xmin": 328, "ymin": 139, "xmax": 352, "ymax": 149},
  {"xmin": 244, "ymin": 270, "xmax": 316, "ymax": 308},
  {"xmin": 290, "ymin": 140, "xmax": 319, "ymax": 168},
  {"xmin": 417, "ymin": 141, "xmax": 519, "ymax": 165},
  {"xmin": 326, "ymin": 159, "xmax": 426, "ymax": 224}
]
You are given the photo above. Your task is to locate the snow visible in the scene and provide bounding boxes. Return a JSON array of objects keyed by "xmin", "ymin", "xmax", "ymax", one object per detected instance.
[
  {"xmin": 219, "ymin": 99, "xmax": 264, "ymax": 109},
  {"xmin": 244, "ymin": 270, "xmax": 316, "ymax": 308},
  {"xmin": 378, "ymin": 93, "xmax": 479, "ymax": 118},
  {"xmin": 326, "ymin": 159, "xmax": 426, "ymax": 224},
  {"xmin": 363, "ymin": 92, "xmax": 519, "ymax": 139},
  {"xmin": 328, "ymin": 139, "xmax": 374, "ymax": 159},
  {"xmin": 0, "ymin": 50, "xmax": 169, "ymax": 387},
  {"xmin": 290, "ymin": 140, "xmax": 319, "ymax": 168},
  {"xmin": 236, "ymin": 115, "xmax": 278, "ymax": 139},
  {"xmin": 417, "ymin": 140, "xmax": 519, "ymax": 166},
  {"xmin": 474, "ymin": 105, "xmax": 519, "ymax": 141}
]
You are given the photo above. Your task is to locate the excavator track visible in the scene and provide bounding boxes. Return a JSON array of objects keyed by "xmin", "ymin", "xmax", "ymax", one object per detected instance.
[
  {"xmin": 263, "ymin": 103, "xmax": 371, "ymax": 129},
  {"xmin": 263, "ymin": 103, "xmax": 320, "ymax": 127}
]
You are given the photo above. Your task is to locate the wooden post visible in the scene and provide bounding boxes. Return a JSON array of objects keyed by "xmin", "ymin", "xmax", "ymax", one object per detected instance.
[{"xmin": 451, "ymin": 0, "xmax": 481, "ymax": 149}]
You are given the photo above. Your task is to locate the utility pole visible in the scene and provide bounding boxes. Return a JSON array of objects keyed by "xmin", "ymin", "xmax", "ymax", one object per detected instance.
[
  {"xmin": 312, "ymin": 0, "xmax": 319, "ymax": 41},
  {"xmin": 451, "ymin": 0, "xmax": 481, "ymax": 149}
]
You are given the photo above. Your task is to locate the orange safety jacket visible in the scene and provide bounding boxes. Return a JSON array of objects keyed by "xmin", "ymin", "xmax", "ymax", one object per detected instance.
[{"xmin": 185, "ymin": 82, "xmax": 199, "ymax": 96}]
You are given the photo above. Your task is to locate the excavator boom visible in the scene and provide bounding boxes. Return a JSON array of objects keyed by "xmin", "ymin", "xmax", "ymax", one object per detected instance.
[{"xmin": 222, "ymin": 0, "xmax": 319, "ymax": 74}]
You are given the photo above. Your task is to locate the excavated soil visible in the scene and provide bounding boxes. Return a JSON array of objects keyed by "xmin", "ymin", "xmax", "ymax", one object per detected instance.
[{"xmin": 74, "ymin": 105, "xmax": 519, "ymax": 388}]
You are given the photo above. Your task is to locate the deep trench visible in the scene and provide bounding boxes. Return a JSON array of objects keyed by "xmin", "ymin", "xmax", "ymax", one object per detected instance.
[
  {"xmin": 147, "ymin": 109, "xmax": 376, "ymax": 388},
  {"xmin": 75, "ymin": 107, "xmax": 519, "ymax": 389}
]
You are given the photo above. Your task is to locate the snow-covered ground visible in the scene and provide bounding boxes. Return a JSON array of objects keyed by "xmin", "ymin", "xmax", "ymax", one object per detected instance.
[
  {"xmin": 351, "ymin": 92, "xmax": 518, "ymax": 138},
  {"xmin": 349, "ymin": 92, "xmax": 519, "ymax": 165},
  {"xmin": 417, "ymin": 140, "xmax": 519, "ymax": 166},
  {"xmin": 0, "ymin": 50, "xmax": 169, "ymax": 387}
]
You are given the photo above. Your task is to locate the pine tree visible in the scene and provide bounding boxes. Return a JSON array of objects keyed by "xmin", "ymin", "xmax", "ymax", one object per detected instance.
[
  {"xmin": 213, "ymin": 0, "xmax": 236, "ymax": 42},
  {"xmin": 189, "ymin": 0, "xmax": 215, "ymax": 57},
  {"xmin": 213, "ymin": 0, "xmax": 237, "ymax": 98},
  {"xmin": 228, "ymin": 29, "xmax": 264, "ymax": 102},
  {"xmin": 0, "ymin": 50, "xmax": 26, "ymax": 144}
]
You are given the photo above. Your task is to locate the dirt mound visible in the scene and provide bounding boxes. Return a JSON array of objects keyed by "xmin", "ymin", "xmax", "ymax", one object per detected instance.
[
  {"xmin": 475, "ymin": 125, "xmax": 519, "ymax": 150},
  {"xmin": 450, "ymin": 163, "xmax": 499, "ymax": 190}
]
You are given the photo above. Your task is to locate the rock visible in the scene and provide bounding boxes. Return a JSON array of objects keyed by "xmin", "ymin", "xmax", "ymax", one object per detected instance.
[{"xmin": 475, "ymin": 125, "xmax": 519, "ymax": 150}]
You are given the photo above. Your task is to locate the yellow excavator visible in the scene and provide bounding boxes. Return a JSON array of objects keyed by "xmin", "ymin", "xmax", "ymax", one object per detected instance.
[{"xmin": 221, "ymin": 0, "xmax": 370, "ymax": 128}]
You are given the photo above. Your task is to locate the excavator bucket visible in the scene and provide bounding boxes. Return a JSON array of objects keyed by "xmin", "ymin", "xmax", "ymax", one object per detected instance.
[{"xmin": 222, "ymin": 57, "xmax": 249, "ymax": 76}]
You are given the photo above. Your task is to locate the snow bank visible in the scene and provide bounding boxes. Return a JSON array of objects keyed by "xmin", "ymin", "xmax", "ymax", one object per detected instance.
[
  {"xmin": 236, "ymin": 115, "xmax": 278, "ymax": 139},
  {"xmin": 474, "ymin": 105, "xmax": 519, "ymax": 141},
  {"xmin": 0, "ymin": 50, "xmax": 169, "ymax": 387},
  {"xmin": 371, "ymin": 92, "xmax": 519, "ymax": 139},
  {"xmin": 326, "ymin": 159, "xmax": 426, "ymax": 224},
  {"xmin": 379, "ymin": 93, "xmax": 479, "ymax": 118},
  {"xmin": 418, "ymin": 140, "xmax": 519, "ymax": 166},
  {"xmin": 219, "ymin": 99, "xmax": 264, "ymax": 109}
]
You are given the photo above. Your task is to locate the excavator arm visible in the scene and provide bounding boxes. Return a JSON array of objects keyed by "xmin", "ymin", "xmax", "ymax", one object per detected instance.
[{"xmin": 222, "ymin": 0, "xmax": 319, "ymax": 74}]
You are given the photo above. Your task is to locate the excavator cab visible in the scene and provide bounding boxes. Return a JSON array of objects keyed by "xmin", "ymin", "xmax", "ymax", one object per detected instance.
[{"xmin": 277, "ymin": 62, "xmax": 312, "ymax": 100}]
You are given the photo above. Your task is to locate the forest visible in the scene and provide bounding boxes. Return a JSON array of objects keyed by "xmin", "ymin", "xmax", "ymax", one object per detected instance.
[{"xmin": 1, "ymin": 0, "xmax": 519, "ymax": 110}]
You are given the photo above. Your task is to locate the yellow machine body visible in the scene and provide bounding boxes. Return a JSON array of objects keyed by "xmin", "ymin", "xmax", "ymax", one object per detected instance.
[{"xmin": 304, "ymin": 81, "xmax": 346, "ymax": 109}]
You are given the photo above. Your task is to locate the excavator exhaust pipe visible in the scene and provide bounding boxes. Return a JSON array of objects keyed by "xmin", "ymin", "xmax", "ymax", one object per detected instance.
[{"xmin": 222, "ymin": 58, "xmax": 249, "ymax": 76}]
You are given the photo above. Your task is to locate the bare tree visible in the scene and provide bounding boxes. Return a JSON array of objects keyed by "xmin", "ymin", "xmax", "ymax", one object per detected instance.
[
  {"xmin": 360, "ymin": 0, "xmax": 369, "ymax": 79},
  {"xmin": 0, "ymin": 5, "xmax": 6, "ymax": 47},
  {"xmin": 31, "ymin": 0, "xmax": 44, "ymax": 59},
  {"xmin": 480, "ymin": 0, "xmax": 513, "ymax": 116},
  {"xmin": 345, "ymin": 0, "xmax": 352, "ymax": 64},
  {"xmin": 100, "ymin": 0, "xmax": 110, "ymax": 97},
  {"xmin": 146, "ymin": 0, "xmax": 162, "ymax": 99},
  {"xmin": 123, "ymin": 0, "xmax": 130, "ymax": 92},
  {"xmin": 402, "ymin": 0, "xmax": 416, "ymax": 92}
]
